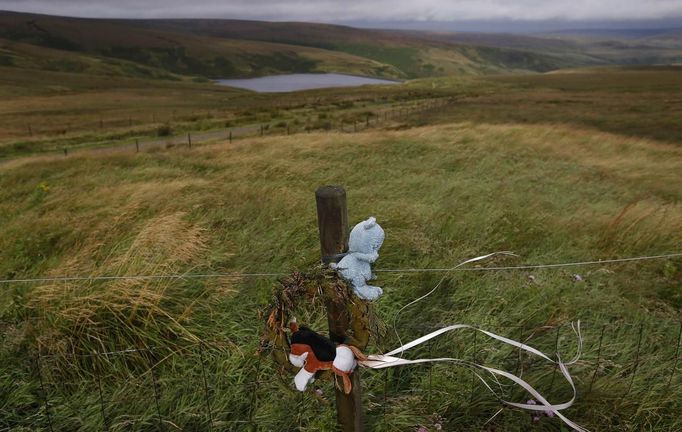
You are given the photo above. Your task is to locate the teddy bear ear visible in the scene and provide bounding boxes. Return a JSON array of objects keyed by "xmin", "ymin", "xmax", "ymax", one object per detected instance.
[
  {"xmin": 363, "ymin": 217, "xmax": 377, "ymax": 230},
  {"xmin": 289, "ymin": 318, "xmax": 299, "ymax": 333}
]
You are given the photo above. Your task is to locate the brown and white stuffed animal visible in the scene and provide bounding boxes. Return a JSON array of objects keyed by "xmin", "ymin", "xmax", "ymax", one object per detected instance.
[{"xmin": 288, "ymin": 319, "xmax": 358, "ymax": 393}]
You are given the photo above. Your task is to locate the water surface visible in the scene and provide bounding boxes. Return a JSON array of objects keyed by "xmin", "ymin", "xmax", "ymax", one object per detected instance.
[{"xmin": 216, "ymin": 73, "xmax": 400, "ymax": 93}]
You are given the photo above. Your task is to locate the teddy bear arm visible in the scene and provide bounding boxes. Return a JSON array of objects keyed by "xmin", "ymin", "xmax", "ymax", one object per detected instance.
[{"xmin": 353, "ymin": 252, "xmax": 379, "ymax": 263}]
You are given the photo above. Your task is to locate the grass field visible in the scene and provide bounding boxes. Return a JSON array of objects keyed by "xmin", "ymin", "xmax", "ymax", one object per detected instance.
[
  {"xmin": 0, "ymin": 65, "xmax": 437, "ymax": 157},
  {"xmin": 416, "ymin": 66, "xmax": 682, "ymax": 145},
  {"xmin": 1, "ymin": 60, "xmax": 681, "ymax": 430},
  {"xmin": 3, "ymin": 65, "xmax": 681, "ymax": 160},
  {"xmin": 1, "ymin": 11, "xmax": 681, "ymax": 429}
]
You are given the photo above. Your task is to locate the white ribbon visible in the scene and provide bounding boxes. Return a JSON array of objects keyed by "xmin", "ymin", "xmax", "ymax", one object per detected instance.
[
  {"xmin": 358, "ymin": 323, "xmax": 589, "ymax": 432},
  {"xmin": 391, "ymin": 251, "xmax": 517, "ymax": 354}
]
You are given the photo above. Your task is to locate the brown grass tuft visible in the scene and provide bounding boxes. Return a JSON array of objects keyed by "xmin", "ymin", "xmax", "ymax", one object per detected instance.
[{"xmin": 27, "ymin": 212, "xmax": 209, "ymax": 359}]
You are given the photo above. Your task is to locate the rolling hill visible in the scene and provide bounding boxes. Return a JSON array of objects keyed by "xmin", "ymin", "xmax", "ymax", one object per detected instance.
[
  {"xmin": 0, "ymin": 10, "xmax": 647, "ymax": 81},
  {"xmin": 423, "ymin": 28, "xmax": 682, "ymax": 67},
  {"xmin": 0, "ymin": 12, "xmax": 401, "ymax": 80}
]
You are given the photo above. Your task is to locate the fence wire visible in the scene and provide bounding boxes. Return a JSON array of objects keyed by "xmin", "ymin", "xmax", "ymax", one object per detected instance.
[
  {"xmin": 1, "ymin": 252, "xmax": 680, "ymax": 285},
  {"xmin": 2, "ymin": 319, "xmax": 681, "ymax": 431},
  {"xmin": 2, "ymin": 252, "xmax": 681, "ymax": 430}
]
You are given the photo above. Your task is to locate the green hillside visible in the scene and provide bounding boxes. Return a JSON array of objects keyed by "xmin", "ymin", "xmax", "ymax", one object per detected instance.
[
  {"xmin": 2, "ymin": 12, "xmax": 680, "ymax": 83},
  {"xmin": 0, "ymin": 11, "xmax": 604, "ymax": 81},
  {"xmin": 0, "ymin": 12, "xmax": 400, "ymax": 79},
  {"xmin": 141, "ymin": 18, "xmax": 584, "ymax": 76},
  {"xmin": 414, "ymin": 28, "xmax": 682, "ymax": 67}
]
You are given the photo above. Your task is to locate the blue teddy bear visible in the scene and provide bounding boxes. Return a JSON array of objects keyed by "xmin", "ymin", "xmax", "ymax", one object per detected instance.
[{"xmin": 332, "ymin": 217, "xmax": 385, "ymax": 300}]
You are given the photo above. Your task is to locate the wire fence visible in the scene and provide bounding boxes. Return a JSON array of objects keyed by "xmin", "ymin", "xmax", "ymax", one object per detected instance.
[
  {"xmin": 3, "ymin": 252, "xmax": 680, "ymax": 285},
  {"xmin": 2, "ymin": 252, "xmax": 681, "ymax": 430},
  {"xmin": 11, "ymin": 97, "xmax": 453, "ymax": 162},
  {"xmin": 4, "ymin": 319, "xmax": 681, "ymax": 431}
]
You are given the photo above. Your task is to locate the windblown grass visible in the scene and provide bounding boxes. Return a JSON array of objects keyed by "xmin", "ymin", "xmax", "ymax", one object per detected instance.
[
  {"xmin": 421, "ymin": 67, "xmax": 682, "ymax": 145},
  {"xmin": 1, "ymin": 120, "xmax": 680, "ymax": 431}
]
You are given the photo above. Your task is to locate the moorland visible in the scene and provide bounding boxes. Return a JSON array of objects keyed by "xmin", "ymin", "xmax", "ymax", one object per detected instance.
[{"xmin": 1, "ymin": 11, "xmax": 681, "ymax": 432}]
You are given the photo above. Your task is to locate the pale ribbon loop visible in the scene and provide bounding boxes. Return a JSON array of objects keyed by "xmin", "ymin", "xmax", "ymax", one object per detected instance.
[{"xmin": 358, "ymin": 322, "xmax": 589, "ymax": 432}]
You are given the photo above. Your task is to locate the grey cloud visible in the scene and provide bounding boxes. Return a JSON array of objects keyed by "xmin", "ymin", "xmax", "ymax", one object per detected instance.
[{"xmin": 1, "ymin": 0, "xmax": 681, "ymax": 22}]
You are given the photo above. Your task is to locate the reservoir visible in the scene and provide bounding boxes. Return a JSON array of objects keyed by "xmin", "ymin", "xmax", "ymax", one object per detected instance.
[{"xmin": 215, "ymin": 73, "xmax": 400, "ymax": 93}]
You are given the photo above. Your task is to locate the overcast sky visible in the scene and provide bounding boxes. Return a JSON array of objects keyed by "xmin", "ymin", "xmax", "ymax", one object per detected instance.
[{"xmin": 1, "ymin": 1, "xmax": 681, "ymax": 28}]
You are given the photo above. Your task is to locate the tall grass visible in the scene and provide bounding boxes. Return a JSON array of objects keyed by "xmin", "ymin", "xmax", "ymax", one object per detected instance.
[{"xmin": 1, "ymin": 121, "xmax": 680, "ymax": 430}]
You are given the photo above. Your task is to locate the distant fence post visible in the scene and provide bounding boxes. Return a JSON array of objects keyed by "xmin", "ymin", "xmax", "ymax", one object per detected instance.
[
  {"xmin": 188, "ymin": 133, "xmax": 192, "ymax": 148},
  {"xmin": 229, "ymin": 130, "xmax": 233, "ymax": 143},
  {"xmin": 63, "ymin": 148, "xmax": 68, "ymax": 157},
  {"xmin": 135, "ymin": 139, "xmax": 139, "ymax": 153},
  {"xmin": 315, "ymin": 186, "xmax": 363, "ymax": 432}
]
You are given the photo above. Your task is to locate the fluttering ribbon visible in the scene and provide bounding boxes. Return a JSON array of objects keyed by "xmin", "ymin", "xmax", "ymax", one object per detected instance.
[
  {"xmin": 358, "ymin": 322, "xmax": 588, "ymax": 432},
  {"xmin": 391, "ymin": 251, "xmax": 518, "ymax": 354},
  {"xmin": 379, "ymin": 251, "xmax": 587, "ymax": 431}
]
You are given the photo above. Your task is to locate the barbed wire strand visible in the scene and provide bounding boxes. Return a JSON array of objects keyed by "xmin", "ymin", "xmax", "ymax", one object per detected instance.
[
  {"xmin": 0, "ymin": 272, "xmax": 284, "ymax": 285},
  {"xmin": 376, "ymin": 252, "xmax": 682, "ymax": 273},
  {"xmin": 0, "ymin": 252, "xmax": 679, "ymax": 285}
]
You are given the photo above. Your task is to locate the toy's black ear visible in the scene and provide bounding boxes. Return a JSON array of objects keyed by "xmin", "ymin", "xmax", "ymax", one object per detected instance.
[{"xmin": 291, "ymin": 328, "xmax": 336, "ymax": 362}]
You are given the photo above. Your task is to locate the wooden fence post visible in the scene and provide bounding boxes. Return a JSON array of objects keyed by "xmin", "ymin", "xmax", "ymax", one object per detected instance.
[
  {"xmin": 135, "ymin": 139, "xmax": 139, "ymax": 153},
  {"xmin": 188, "ymin": 133, "xmax": 192, "ymax": 148},
  {"xmin": 315, "ymin": 186, "xmax": 363, "ymax": 432}
]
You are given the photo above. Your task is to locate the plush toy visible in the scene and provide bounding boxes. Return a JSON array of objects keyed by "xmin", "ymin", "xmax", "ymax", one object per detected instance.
[
  {"xmin": 331, "ymin": 217, "xmax": 385, "ymax": 300},
  {"xmin": 287, "ymin": 319, "xmax": 358, "ymax": 393}
]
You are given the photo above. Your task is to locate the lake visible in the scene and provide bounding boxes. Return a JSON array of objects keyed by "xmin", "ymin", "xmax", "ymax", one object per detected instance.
[{"xmin": 215, "ymin": 73, "xmax": 400, "ymax": 93}]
